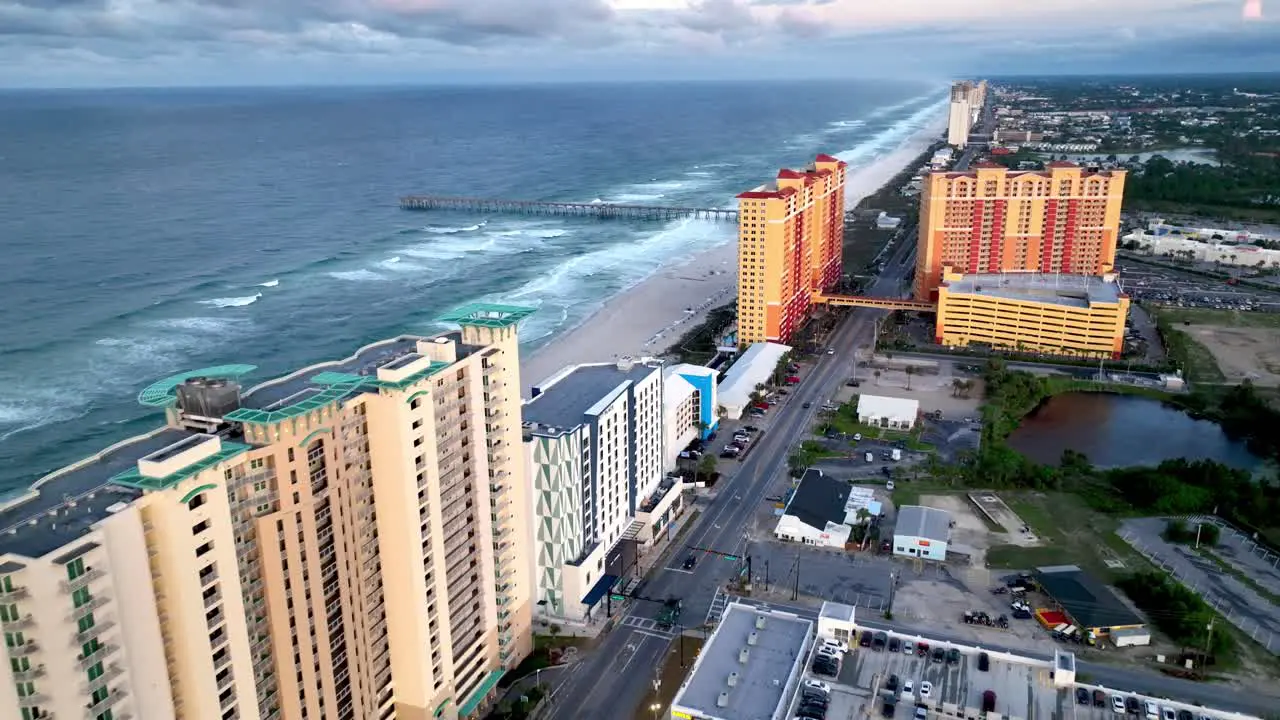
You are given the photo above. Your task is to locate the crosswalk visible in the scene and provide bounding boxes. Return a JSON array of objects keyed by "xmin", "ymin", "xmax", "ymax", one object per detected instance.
[
  {"xmin": 704, "ymin": 588, "xmax": 736, "ymax": 627},
  {"xmin": 620, "ymin": 615, "xmax": 677, "ymax": 640}
]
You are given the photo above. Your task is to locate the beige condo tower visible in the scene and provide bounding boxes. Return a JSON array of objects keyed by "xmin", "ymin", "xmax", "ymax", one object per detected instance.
[{"xmin": 0, "ymin": 303, "xmax": 536, "ymax": 720}]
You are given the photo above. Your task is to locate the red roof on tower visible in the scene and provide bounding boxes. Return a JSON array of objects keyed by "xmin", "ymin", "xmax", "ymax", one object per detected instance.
[
  {"xmin": 737, "ymin": 186, "xmax": 798, "ymax": 200},
  {"xmin": 776, "ymin": 168, "xmax": 806, "ymax": 180}
]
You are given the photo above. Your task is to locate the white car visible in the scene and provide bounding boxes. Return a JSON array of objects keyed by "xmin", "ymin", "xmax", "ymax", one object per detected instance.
[
  {"xmin": 853, "ymin": 433, "xmax": 862, "ymax": 441},
  {"xmin": 886, "ymin": 480, "xmax": 895, "ymax": 491},
  {"xmin": 827, "ymin": 349, "xmax": 835, "ymax": 355},
  {"xmin": 902, "ymin": 640, "xmax": 913, "ymax": 655},
  {"xmin": 1111, "ymin": 696, "xmax": 1126, "ymax": 714},
  {"xmin": 920, "ymin": 681, "xmax": 933, "ymax": 699},
  {"xmin": 819, "ymin": 638, "xmax": 849, "ymax": 654},
  {"xmin": 803, "ymin": 679, "xmax": 831, "ymax": 694},
  {"xmin": 816, "ymin": 645, "xmax": 841, "ymax": 659},
  {"xmin": 902, "ymin": 680, "xmax": 914, "ymax": 696}
]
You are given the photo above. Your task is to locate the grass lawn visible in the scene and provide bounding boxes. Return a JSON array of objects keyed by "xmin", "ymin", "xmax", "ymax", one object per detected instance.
[
  {"xmin": 887, "ymin": 481, "xmax": 961, "ymax": 510},
  {"xmin": 1148, "ymin": 306, "xmax": 1233, "ymax": 384},
  {"xmin": 633, "ymin": 635, "xmax": 705, "ymax": 720},
  {"xmin": 1154, "ymin": 307, "xmax": 1280, "ymax": 329},
  {"xmin": 817, "ymin": 404, "xmax": 935, "ymax": 452},
  {"xmin": 984, "ymin": 491, "xmax": 1147, "ymax": 581}
]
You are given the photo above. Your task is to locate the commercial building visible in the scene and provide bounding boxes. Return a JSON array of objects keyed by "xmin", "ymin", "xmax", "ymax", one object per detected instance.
[
  {"xmin": 736, "ymin": 155, "xmax": 848, "ymax": 345},
  {"xmin": 0, "ymin": 302, "xmax": 537, "ymax": 720},
  {"xmin": 915, "ymin": 162, "xmax": 1127, "ymax": 301},
  {"xmin": 717, "ymin": 342, "xmax": 792, "ymax": 420},
  {"xmin": 662, "ymin": 363, "xmax": 719, "ymax": 470},
  {"xmin": 935, "ymin": 270, "xmax": 1130, "ymax": 359},
  {"xmin": 855, "ymin": 394, "xmax": 920, "ymax": 430},
  {"xmin": 892, "ymin": 505, "xmax": 952, "ymax": 561},
  {"xmin": 1125, "ymin": 228, "xmax": 1280, "ymax": 268},
  {"xmin": 522, "ymin": 357, "xmax": 664, "ymax": 623},
  {"xmin": 669, "ymin": 602, "xmax": 814, "ymax": 720},
  {"xmin": 773, "ymin": 470, "xmax": 853, "ymax": 549},
  {"xmin": 1034, "ymin": 565, "xmax": 1146, "ymax": 640}
]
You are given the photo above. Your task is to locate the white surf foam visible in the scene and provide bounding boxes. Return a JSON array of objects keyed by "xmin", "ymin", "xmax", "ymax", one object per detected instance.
[
  {"xmin": 198, "ymin": 293, "xmax": 262, "ymax": 308},
  {"xmin": 328, "ymin": 269, "xmax": 385, "ymax": 282},
  {"xmin": 834, "ymin": 96, "xmax": 948, "ymax": 167},
  {"xmin": 259, "ymin": 279, "xmax": 280, "ymax": 287},
  {"xmin": 425, "ymin": 222, "xmax": 485, "ymax": 235}
]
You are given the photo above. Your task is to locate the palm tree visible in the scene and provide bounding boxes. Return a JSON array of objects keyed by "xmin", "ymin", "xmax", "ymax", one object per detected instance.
[
  {"xmin": 904, "ymin": 366, "xmax": 916, "ymax": 390},
  {"xmin": 951, "ymin": 379, "xmax": 964, "ymax": 398},
  {"xmin": 873, "ymin": 370, "xmax": 882, "ymax": 386}
]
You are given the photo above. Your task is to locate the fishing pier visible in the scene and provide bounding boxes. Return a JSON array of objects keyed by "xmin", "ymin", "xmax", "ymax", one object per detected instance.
[{"xmin": 399, "ymin": 195, "xmax": 739, "ymax": 222}]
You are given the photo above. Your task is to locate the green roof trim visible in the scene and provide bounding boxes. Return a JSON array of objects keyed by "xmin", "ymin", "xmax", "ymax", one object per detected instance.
[
  {"xmin": 457, "ymin": 669, "xmax": 506, "ymax": 716},
  {"xmin": 227, "ymin": 362, "xmax": 452, "ymax": 427},
  {"xmin": 434, "ymin": 699, "xmax": 452, "ymax": 717},
  {"xmin": 310, "ymin": 363, "xmax": 452, "ymax": 391},
  {"xmin": 405, "ymin": 390, "xmax": 431, "ymax": 405},
  {"xmin": 137, "ymin": 364, "xmax": 258, "ymax": 408},
  {"xmin": 179, "ymin": 483, "xmax": 220, "ymax": 504},
  {"xmin": 297, "ymin": 427, "xmax": 333, "ymax": 448},
  {"xmin": 225, "ymin": 382, "xmax": 361, "ymax": 425},
  {"xmin": 438, "ymin": 302, "xmax": 536, "ymax": 329},
  {"xmin": 110, "ymin": 441, "xmax": 252, "ymax": 492}
]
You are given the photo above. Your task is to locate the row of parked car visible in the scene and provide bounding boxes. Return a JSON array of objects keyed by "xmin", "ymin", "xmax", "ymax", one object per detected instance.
[
  {"xmin": 1078, "ymin": 689, "xmax": 1213, "ymax": 720},
  {"xmin": 799, "ymin": 639, "xmax": 847, "ymax": 719}
]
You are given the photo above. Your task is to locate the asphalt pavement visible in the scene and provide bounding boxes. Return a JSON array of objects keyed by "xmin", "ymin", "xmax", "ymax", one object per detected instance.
[{"xmin": 542, "ymin": 226, "xmax": 920, "ymax": 720}]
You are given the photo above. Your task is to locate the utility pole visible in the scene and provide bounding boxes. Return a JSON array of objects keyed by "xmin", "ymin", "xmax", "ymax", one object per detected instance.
[
  {"xmin": 1202, "ymin": 618, "xmax": 1215, "ymax": 669},
  {"xmin": 792, "ymin": 551, "xmax": 801, "ymax": 602},
  {"xmin": 764, "ymin": 559, "xmax": 770, "ymax": 592}
]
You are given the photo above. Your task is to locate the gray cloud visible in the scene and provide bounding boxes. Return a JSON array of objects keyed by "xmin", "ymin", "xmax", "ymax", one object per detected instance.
[{"xmin": 0, "ymin": 0, "xmax": 1278, "ymax": 86}]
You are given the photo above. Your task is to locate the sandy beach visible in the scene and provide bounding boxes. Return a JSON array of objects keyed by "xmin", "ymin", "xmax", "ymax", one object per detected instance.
[{"xmin": 519, "ymin": 111, "xmax": 947, "ymax": 394}]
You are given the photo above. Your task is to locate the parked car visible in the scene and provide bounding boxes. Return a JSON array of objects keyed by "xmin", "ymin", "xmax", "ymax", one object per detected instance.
[
  {"xmin": 914, "ymin": 707, "xmax": 927, "ymax": 720},
  {"xmin": 1075, "ymin": 688, "xmax": 1090, "ymax": 705},
  {"xmin": 881, "ymin": 700, "xmax": 896, "ymax": 717},
  {"xmin": 977, "ymin": 652, "xmax": 989, "ymax": 672},
  {"xmin": 819, "ymin": 639, "xmax": 848, "ymax": 655},
  {"xmin": 803, "ymin": 679, "xmax": 831, "ymax": 695},
  {"xmin": 901, "ymin": 680, "xmax": 913, "ymax": 697},
  {"xmin": 885, "ymin": 674, "xmax": 899, "ymax": 692},
  {"xmin": 1125, "ymin": 697, "xmax": 1140, "ymax": 715},
  {"xmin": 859, "ymin": 632, "xmax": 874, "ymax": 648},
  {"xmin": 1160, "ymin": 708, "xmax": 1176, "ymax": 720},
  {"xmin": 916, "ymin": 642, "xmax": 929, "ymax": 657},
  {"xmin": 931, "ymin": 647, "xmax": 945, "ymax": 664},
  {"xmin": 886, "ymin": 479, "xmax": 896, "ymax": 491},
  {"xmin": 888, "ymin": 637, "xmax": 901, "ymax": 652},
  {"xmin": 802, "ymin": 402, "xmax": 812, "ymax": 409},
  {"xmin": 982, "ymin": 691, "xmax": 997, "ymax": 713},
  {"xmin": 1093, "ymin": 690, "xmax": 1106, "ymax": 707},
  {"xmin": 919, "ymin": 681, "xmax": 933, "ymax": 699},
  {"xmin": 1113, "ymin": 696, "xmax": 1128, "ymax": 714},
  {"xmin": 902, "ymin": 640, "xmax": 913, "ymax": 655}
]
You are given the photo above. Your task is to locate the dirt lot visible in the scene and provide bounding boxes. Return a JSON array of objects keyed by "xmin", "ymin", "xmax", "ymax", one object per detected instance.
[
  {"xmin": 1183, "ymin": 325, "xmax": 1280, "ymax": 386},
  {"xmin": 918, "ymin": 494, "xmax": 1004, "ymax": 567}
]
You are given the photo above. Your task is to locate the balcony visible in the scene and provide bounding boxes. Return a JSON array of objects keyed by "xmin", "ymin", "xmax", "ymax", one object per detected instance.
[
  {"xmin": 0, "ymin": 586, "xmax": 29, "ymax": 601},
  {"xmin": 59, "ymin": 568, "xmax": 105, "ymax": 593},
  {"xmin": 84, "ymin": 663, "xmax": 125, "ymax": 694},
  {"xmin": 69, "ymin": 595, "xmax": 111, "ymax": 622},
  {"xmin": 0, "ymin": 613, "xmax": 35, "ymax": 630},
  {"xmin": 17, "ymin": 693, "xmax": 48, "ymax": 708},
  {"xmin": 77, "ymin": 643, "xmax": 117, "ymax": 671},
  {"xmin": 86, "ymin": 687, "xmax": 128, "ymax": 716},
  {"xmin": 73, "ymin": 619, "xmax": 116, "ymax": 646},
  {"xmin": 10, "ymin": 641, "xmax": 39, "ymax": 657},
  {"xmin": 12, "ymin": 665, "xmax": 45, "ymax": 682}
]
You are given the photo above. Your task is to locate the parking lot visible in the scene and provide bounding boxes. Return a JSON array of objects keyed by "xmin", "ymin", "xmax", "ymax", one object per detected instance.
[
  {"xmin": 1117, "ymin": 259, "xmax": 1280, "ymax": 312},
  {"xmin": 793, "ymin": 628, "xmax": 1251, "ymax": 720},
  {"xmin": 743, "ymin": 537, "xmax": 895, "ymax": 612}
]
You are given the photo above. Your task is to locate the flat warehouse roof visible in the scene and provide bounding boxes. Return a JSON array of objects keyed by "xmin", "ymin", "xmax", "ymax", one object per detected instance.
[
  {"xmin": 672, "ymin": 603, "xmax": 812, "ymax": 720},
  {"xmin": 1035, "ymin": 565, "xmax": 1144, "ymax": 630}
]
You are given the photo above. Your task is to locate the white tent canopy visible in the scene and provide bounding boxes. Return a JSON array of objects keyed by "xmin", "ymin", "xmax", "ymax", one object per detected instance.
[{"xmin": 717, "ymin": 342, "xmax": 792, "ymax": 419}]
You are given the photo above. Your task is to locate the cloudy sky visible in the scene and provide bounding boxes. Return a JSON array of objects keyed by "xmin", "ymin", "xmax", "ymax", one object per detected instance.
[{"xmin": 0, "ymin": 0, "xmax": 1276, "ymax": 88}]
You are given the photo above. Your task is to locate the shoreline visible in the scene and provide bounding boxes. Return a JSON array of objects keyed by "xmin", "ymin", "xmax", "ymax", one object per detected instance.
[{"xmin": 519, "ymin": 111, "xmax": 947, "ymax": 393}]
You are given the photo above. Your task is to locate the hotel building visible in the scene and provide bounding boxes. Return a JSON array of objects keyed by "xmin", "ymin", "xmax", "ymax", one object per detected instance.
[
  {"xmin": 0, "ymin": 303, "xmax": 536, "ymax": 720},
  {"xmin": 947, "ymin": 82, "xmax": 974, "ymax": 147},
  {"xmin": 915, "ymin": 162, "xmax": 1127, "ymax": 301},
  {"xmin": 736, "ymin": 154, "xmax": 848, "ymax": 345},
  {"xmin": 935, "ymin": 270, "xmax": 1130, "ymax": 358},
  {"xmin": 660, "ymin": 363, "xmax": 718, "ymax": 471},
  {"xmin": 522, "ymin": 358, "xmax": 668, "ymax": 623}
]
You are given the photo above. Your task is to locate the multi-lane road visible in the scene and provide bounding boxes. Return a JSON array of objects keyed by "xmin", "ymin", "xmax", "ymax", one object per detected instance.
[{"xmin": 544, "ymin": 231, "xmax": 918, "ymax": 719}]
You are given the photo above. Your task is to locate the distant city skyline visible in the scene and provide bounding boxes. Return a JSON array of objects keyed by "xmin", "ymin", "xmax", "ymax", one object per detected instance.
[{"xmin": 0, "ymin": 0, "xmax": 1277, "ymax": 88}]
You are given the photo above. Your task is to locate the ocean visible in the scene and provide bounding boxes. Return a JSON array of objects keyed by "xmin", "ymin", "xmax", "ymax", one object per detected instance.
[{"xmin": 0, "ymin": 79, "xmax": 947, "ymax": 492}]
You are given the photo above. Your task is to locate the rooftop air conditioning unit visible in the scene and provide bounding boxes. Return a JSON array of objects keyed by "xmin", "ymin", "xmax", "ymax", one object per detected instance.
[
  {"xmin": 717, "ymin": 692, "xmax": 730, "ymax": 708},
  {"xmin": 727, "ymin": 672, "xmax": 739, "ymax": 687}
]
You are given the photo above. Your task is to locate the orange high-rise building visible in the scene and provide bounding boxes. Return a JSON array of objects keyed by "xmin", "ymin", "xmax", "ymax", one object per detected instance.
[
  {"xmin": 736, "ymin": 154, "xmax": 847, "ymax": 345},
  {"xmin": 915, "ymin": 161, "xmax": 1126, "ymax": 300}
]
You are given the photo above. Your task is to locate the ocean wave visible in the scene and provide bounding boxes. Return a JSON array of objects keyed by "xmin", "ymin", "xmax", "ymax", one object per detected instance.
[
  {"xmin": 426, "ymin": 222, "xmax": 485, "ymax": 235},
  {"xmin": 329, "ymin": 269, "xmax": 386, "ymax": 282},
  {"xmin": 834, "ymin": 96, "xmax": 948, "ymax": 168},
  {"xmin": 198, "ymin": 293, "xmax": 262, "ymax": 308},
  {"xmin": 259, "ymin": 279, "xmax": 280, "ymax": 287}
]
